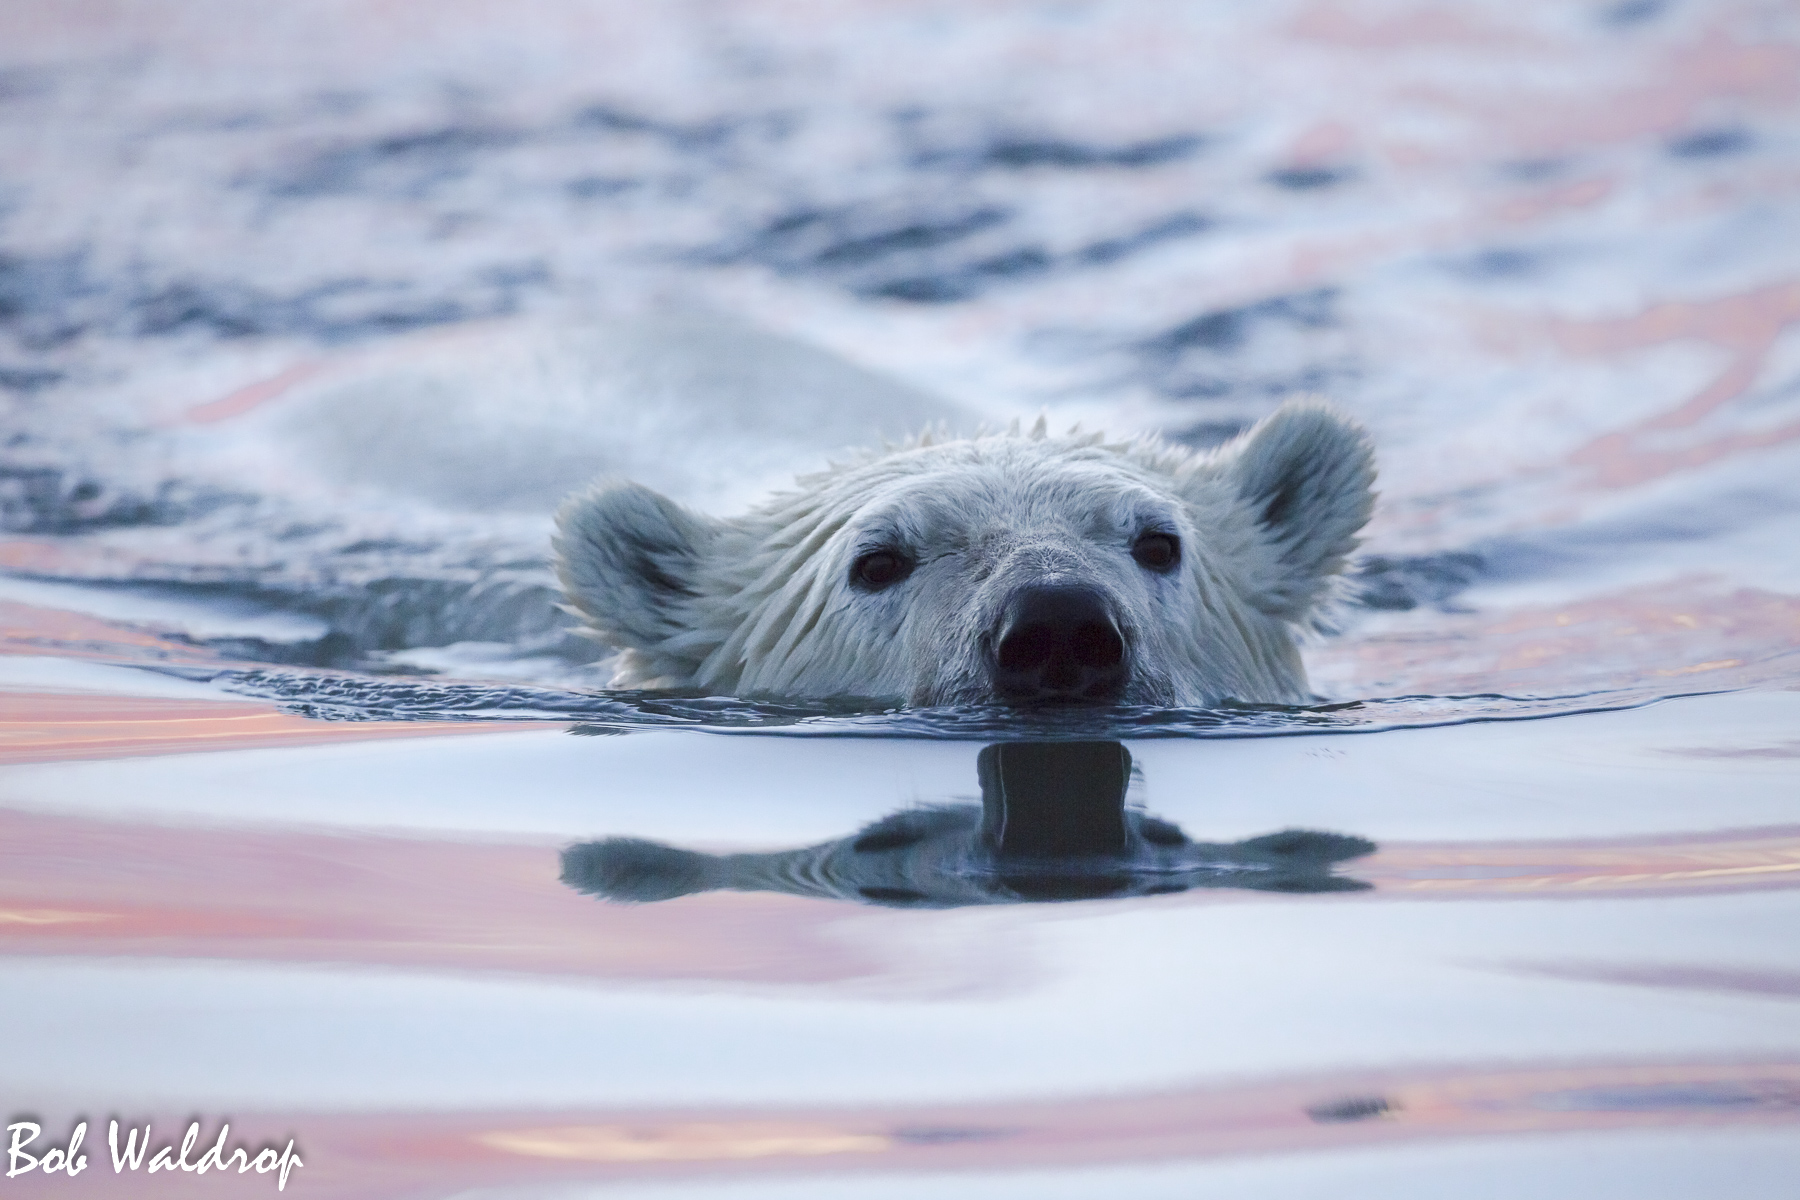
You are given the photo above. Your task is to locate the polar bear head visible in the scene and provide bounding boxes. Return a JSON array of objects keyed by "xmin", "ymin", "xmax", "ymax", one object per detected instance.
[{"xmin": 554, "ymin": 398, "xmax": 1374, "ymax": 707}]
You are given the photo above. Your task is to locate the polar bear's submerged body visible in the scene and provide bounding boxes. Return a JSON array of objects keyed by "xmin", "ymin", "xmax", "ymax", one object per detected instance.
[{"xmin": 554, "ymin": 399, "xmax": 1374, "ymax": 707}]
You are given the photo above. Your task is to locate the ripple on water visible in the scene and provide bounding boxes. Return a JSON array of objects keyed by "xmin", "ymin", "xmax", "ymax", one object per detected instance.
[{"xmin": 151, "ymin": 662, "xmax": 1730, "ymax": 740}]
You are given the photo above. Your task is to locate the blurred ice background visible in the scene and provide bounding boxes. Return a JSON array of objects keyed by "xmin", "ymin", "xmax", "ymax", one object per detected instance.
[{"xmin": 1, "ymin": 0, "xmax": 1797, "ymax": 711}]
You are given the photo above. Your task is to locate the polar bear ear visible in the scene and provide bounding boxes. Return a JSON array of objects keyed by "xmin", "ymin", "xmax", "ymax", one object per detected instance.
[
  {"xmin": 1211, "ymin": 400, "xmax": 1376, "ymax": 619},
  {"xmin": 553, "ymin": 481, "xmax": 723, "ymax": 650}
]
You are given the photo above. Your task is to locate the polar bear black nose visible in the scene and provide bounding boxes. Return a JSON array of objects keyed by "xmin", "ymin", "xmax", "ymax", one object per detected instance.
[{"xmin": 992, "ymin": 586, "xmax": 1128, "ymax": 704}]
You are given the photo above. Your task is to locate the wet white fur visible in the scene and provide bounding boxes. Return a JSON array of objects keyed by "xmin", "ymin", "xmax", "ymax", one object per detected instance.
[{"xmin": 554, "ymin": 398, "xmax": 1375, "ymax": 706}]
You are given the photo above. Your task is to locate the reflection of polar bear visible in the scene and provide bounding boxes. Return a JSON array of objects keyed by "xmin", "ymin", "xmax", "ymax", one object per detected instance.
[
  {"xmin": 562, "ymin": 742, "xmax": 1375, "ymax": 908},
  {"xmin": 564, "ymin": 815, "xmax": 1375, "ymax": 907},
  {"xmin": 555, "ymin": 399, "xmax": 1373, "ymax": 706}
]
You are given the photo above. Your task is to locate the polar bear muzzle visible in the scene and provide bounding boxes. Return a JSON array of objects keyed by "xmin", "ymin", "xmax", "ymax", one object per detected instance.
[{"xmin": 991, "ymin": 585, "xmax": 1129, "ymax": 704}]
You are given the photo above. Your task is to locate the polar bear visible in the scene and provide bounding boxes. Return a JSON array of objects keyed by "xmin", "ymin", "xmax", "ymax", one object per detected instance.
[{"xmin": 553, "ymin": 398, "xmax": 1374, "ymax": 706}]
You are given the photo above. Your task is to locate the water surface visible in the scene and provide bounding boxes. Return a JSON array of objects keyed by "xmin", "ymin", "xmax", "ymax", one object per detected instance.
[{"xmin": 3, "ymin": 2, "xmax": 1799, "ymax": 1196}]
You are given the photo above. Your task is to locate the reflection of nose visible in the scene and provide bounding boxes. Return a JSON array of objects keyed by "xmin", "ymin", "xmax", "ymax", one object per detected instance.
[
  {"xmin": 978, "ymin": 741, "xmax": 1130, "ymax": 858},
  {"xmin": 992, "ymin": 586, "xmax": 1128, "ymax": 703}
]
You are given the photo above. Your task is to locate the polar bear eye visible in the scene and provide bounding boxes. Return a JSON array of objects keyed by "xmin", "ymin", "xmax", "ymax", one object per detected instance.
[
  {"xmin": 1131, "ymin": 531, "xmax": 1180, "ymax": 572},
  {"xmin": 851, "ymin": 549, "xmax": 913, "ymax": 590}
]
